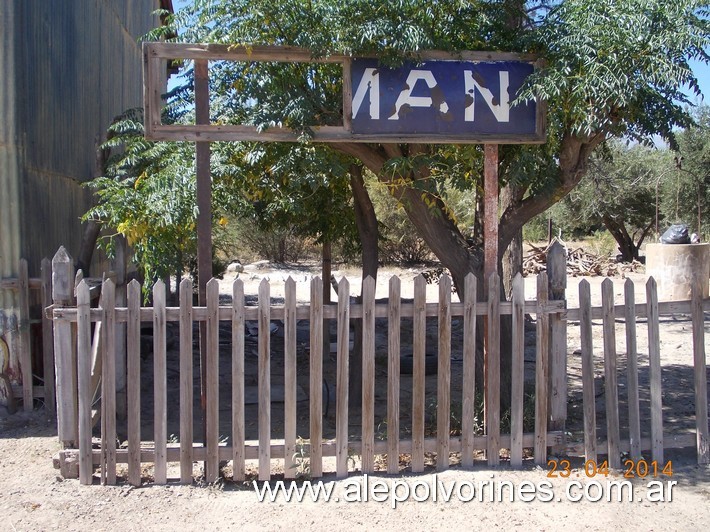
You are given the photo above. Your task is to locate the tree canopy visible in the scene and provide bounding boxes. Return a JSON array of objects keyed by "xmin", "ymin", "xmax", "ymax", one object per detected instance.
[{"xmin": 146, "ymin": 0, "xmax": 708, "ymax": 292}]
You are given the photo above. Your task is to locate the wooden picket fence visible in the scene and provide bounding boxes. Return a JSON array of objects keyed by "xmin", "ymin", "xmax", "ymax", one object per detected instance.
[
  {"xmin": 0, "ymin": 258, "xmax": 55, "ymax": 414},
  {"xmin": 48, "ymin": 248, "xmax": 709, "ymax": 485}
]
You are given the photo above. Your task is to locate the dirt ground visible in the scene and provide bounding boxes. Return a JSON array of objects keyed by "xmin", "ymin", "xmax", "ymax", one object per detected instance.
[{"xmin": 1, "ymin": 262, "xmax": 709, "ymax": 531}]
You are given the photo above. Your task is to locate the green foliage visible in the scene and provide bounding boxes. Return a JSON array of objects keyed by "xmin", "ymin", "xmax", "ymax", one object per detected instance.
[{"xmin": 662, "ymin": 105, "xmax": 710, "ymax": 238}]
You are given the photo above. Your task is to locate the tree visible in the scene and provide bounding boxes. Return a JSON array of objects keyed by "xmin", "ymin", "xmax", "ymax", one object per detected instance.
[
  {"xmin": 155, "ymin": 0, "xmax": 709, "ymax": 294},
  {"xmin": 554, "ymin": 143, "xmax": 673, "ymax": 261},
  {"xmin": 663, "ymin": 105, "xmax": 710, "ymax": 239}
]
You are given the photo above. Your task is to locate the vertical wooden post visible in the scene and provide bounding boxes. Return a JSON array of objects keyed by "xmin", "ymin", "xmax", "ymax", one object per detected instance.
[
  {"xmin": 437, "ymin": 275, "xmax": 453, "ymax": 471},
  {"xmin": 335, "ymin": 278, "xmax": 350, "ymax": 479},
  {"xmin": 76, "ymin": 281, "xmax": 92, "ymax": 485},
  {"xmin": 461, "ymin": 273, "xmax": 477, "ymax": 468},
  {"xmin": 483, "ymin": 143, "xmax": 498, "ymax": 444},
  {"xmin": 547, "ymin": 241, "xmax": 567, "ymax": 437},
  {"xmin": 195, "ymin": 58, "xmax": 212, "ymax": 413},
  {"xmin": 206, "ymin": 278, "xmax": 220, "ymax": 483},
  {"xmin": 52, "ymin": 247, "xmax": 76, "ymax": 446},
  {"xmin": 18, "ymin": 259, "xmax": 32, "ymax": 411},
  {"xmin": 387, "ymin": 276, "xmax": 401, "ymax": 475},
  {"xmin": 284, "ymin": 278, "xmax": 297, "ymax": 479},
  {"xmin": 112, "ymin": 235, "xmax": 127, "ymax": 421},
  {"xmin": 646, "ymin": 277, "xmax": 664, "ymax": 464},
  {"xmin": 309, "ymin": 277, "xmax": 323, "ymax": 478},
  {"xmin": 231, "ymin": 279, "xmax": 245, "ymax": 481},
  {"xmin": 691, "ymin": 280, "xmax": 709, "ymax": 464},
  {"xmin": 179, "ymin": 278, "xmax": 194, "ymax": 484},
  {"xmin": 361, "ymin": 276, "xmax": 376, "ymax": 474},
  {"xmin": 579, "ymin": 280, "xmax": 597, "ymax": 463},
  {"xmin": 41, "ymin": 258, "xmax": 55, "ymax": 415},
  {"xmin": 101, "ymin": 279, "xmax": 117, "ymax": 485},
  {"xmin": 257, "ymin": 279, "xmax": 271, "ymax": 481},
  {"xmin": 153, "ymin": 280, "xmax": 167, "ymax": 484},
  {"xmin": 411, "ymin": 275, "xmax": 426, "ymax": 473},
  {"xmin": 624, "ymin": 279, "xmax": 642, "ymax": 460},
  {"xmin": 486, "ymin": 273, "xmax": 500, "ymax": 467},
  {"xmin": 601, "ymin": 278, "xmax": 621, "ymax": 470},
  {"xmin": 509, "ymin": 273, "xmax": 525, "ymax": 467},
  {"xmin": 534, "ymin": 272, "xmax": 549, "ymax": 466},
  {"xmin": 127, "ymin": 280, "xmax": 142, "ymax": 487}
]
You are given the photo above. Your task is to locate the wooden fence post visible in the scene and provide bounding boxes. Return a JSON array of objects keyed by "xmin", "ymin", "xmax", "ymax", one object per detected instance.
[
  {"xmin": 41, "ymin": 258, "xmax": 56, "ymax": 415},
  {"xmin": 52, "ymin": 247, "xmax": 76, "ymax": 446},
  {"xmin": 547, "ymin": 241, "xmax": 567, "ymax": 436},
  {"xmin": 18, "ymin": 259, "xmax": 32, "ymax": 411}
]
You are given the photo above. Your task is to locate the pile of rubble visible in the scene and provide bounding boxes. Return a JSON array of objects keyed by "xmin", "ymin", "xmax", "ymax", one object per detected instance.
[{"xmin": 523, "ymin": 241, "xmax": 644, "ymax": 277}]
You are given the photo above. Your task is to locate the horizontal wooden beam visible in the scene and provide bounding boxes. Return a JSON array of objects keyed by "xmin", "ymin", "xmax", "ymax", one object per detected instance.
[{"xmin": 146, "ymin": 42, "xmax": 539, "ymax": 64}]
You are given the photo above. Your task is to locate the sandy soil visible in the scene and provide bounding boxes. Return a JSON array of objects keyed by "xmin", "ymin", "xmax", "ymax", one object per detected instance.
[{"xmin": 1, "ymin": 263, "xmax": 709, "ymax": 531}]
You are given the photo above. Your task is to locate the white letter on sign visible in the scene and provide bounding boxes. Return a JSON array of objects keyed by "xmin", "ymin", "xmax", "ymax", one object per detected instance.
[
  {"xmin": 389, "ymin": 70, "xmax": 448, "ymax": 120},
  {"xmin": 464, "ymin": 70, "xmax": 510, "ymax": 122},
  {"xmin": 352, "ymin": 68, "xmax": 380, "ymax": 120}
]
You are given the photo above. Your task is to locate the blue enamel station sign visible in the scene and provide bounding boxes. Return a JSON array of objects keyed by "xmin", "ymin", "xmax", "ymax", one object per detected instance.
[{"xmin": 350, "ymin": 58, "xmax": 541, "ymax": 140}]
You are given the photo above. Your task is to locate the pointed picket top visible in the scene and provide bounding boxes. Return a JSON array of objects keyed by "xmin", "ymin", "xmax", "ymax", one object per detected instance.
[
  {"xmin": 74, "ymin": 269, "xmax": 84, "ymax": 297},
  {"xmin": 128, "ymin": 278, "xmax": 142, "ymax": 292},
  {"xmin": 512, "ymin": 272, "xmax": 524, "ymax": 295},
  {"xmin": 388, "ymin": 274, "xmax": 400, "ymax": 291},
  {"xmin": 232, "ymin": 277, "xmax": 244, "ymax": 303},
  {"xmin": 338, "ymin": 276, "xmax": 350, "ymax": 295},
  {"xmin": 362, "ymin": 275, "xmax": 376, "ymax": 303},
  {"xmin": 152, "ymin": 279, "xmax": 165, "ymax": 305},
  {"xmin": 579, "ymin": 277, "xmax": 590, "ymax": 293},
  {"xmin": 207, "ymin": 277, "xmax": 220, "ymax": 297},
  {"xmin": 285, "ymin": 276, "xmax": 296, "ymax": 293},
  {"xmin": 439, "ymin": 272, "xmax": 452, "ymax": 298},
  {"xmin": 646, "ymin": 275, "xmax": 658, "ymax": 294},
  {"xmin": 52, "ymin": 246, "xmax": 74, "ymax": 303},
  {"xmin": 75, "ymin": 279, "xmax": 90, "ymax": 305},
  {"xmin": 601, "ymin": 277, "xmax": 614, "ymax": 292}
]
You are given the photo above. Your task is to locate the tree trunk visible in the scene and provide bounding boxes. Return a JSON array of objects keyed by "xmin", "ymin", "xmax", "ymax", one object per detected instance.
[
  {"xmin": 349, "ymin": 165, "xmax": 379, "ymax": 407},
  {"xmin": 500, "ymin": 182, "xmax": 525, "ymax": 298}
]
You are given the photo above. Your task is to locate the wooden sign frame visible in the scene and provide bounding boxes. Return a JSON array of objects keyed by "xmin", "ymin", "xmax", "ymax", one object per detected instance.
[{"xmin": 143, "ymin": 42, "xmax": 546, "ymax": 144}]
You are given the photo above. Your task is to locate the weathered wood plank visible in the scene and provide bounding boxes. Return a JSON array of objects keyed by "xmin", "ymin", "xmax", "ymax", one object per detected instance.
[
  {"xmin": 76, "ymin": 281, "xmax": 92, "ymax": 485},
  {"xmin": 179, "ymin": 278, "xmax": 193, "ymax": 485},
  {"xmin": 461, "ymin": 274, "xmax": 477, "ymax": 468},
  {"xmin": 101, "ymin": 280, "xmax": 117, "ymax": 485},
  {"xmin": 232, "ymin": 279, "xmax": 246, "ymax": 481},
  {"xmin": 547, "ymin": 241, "xmax": 567, "ymax": 434},
  {"xmin": 18, "ymin": 259, "xmax": 32, "ymax": 411},
  {"xmin": 127, "ymin": 280, "xmax": 142, "ymax": 487},
  {"xmin": 41, "ymin": 258, "xmax": 55, "ymax": 415},
  {"xmin": 601, "ymin": 278, "xmax": 621, "ymax": 470},
  {"xmin": 361, "ymin": 276, "xmax": 376, "ymax": 474},
  {"xmin": 206, "ymin": 279, "xmax": 220, "ymax": 483},
  {"xmin": 487, "ymin": 273, "xmax": 501, "ymax": 467},
  {"xmin": 152, "ymin": 280, "xmax": 167, "ymax": 484},
  {"xmin": 52, "ymin": 247, "xmax": 76, "ymax": 445},
  {"xmin": 336, "ymin": 278, "xmax": 350, "ymax": 479},
  {"xmin": 284, "ymin": 278, "xmax": 297, "ymax": 479},
  {"xmin": 411, "ymin": 275, "xmax": 427, "ymax": 473},
  {"xmin": 309, "ymin": 277, "xmax": 323, "ymax": 478},
  {"xmin": 510, "ymin": 273, "xmax": 525, "ymax": 468},
  {"xmin": 258, "ymin": 279, "xmax": 271, "ymax": 481},
  {"xmin": 624, "ymin": 278, "xmax": 641, "ymax": 461},
  {"xmin": 437, "ymin": 275, "xmax": 452, "ymax": 471},
  {"xmin": 646, "ymin": 277, "xmax": 664, "ymax": 464},
  {"xmin": 579, "ymin": 280, "xmax": 597, "ymax": 463},
  {"xmin": 691, "ymin": 281, "xmax": 709, "ymax": 464},
  {"xmin": 387, "ymin": 276, "xmax": 401, "ymax": 475},
  {"xmin": 534, "ymin": 273, "xmax": 549, "ymax": 466}
]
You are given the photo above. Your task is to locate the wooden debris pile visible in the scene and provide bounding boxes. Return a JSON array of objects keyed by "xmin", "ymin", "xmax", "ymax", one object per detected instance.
[{"xmin": 523, "ymin": 241, "xmax": 644, "ymax": 277}]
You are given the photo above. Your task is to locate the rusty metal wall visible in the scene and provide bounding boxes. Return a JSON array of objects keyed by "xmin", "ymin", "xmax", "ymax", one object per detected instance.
[{"xmin": 1, "ymin": 0, "xmax": 162, "ymax": 281}]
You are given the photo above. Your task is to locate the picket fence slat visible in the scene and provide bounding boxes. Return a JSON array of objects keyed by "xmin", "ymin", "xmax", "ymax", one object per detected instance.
[
  {"xmin": 534, "ymin": 273, "xmax": 548, "ymax": 466},
  {"xmin": 361, "ymin": 276, "xmax": 376, "ymax": 474},
  {"xmin": 309, "ymin": 277, "xmax": 323, "ymax": 477},
  {"xmin": 624, "ymin": 278, "xmax": 642, "ymax": 461},
  {"xmin": 336, "ymin": 278, "xmax": 351, "ymax": 479},
  {"xmin": 601, "ymin": 279, "xmax": 621, "ymax": 469},
  {"xmin": 127, "ymin": 280, "xmax": 142, "ymax": 486},
  {"xmin": 179, "ymin": 279, "xmax": 193, "ymax": 485},
  {"xmin": 232, "ymin": 280, "xmax": 246, "ymax": 481},
  {"xmin": 510, "ymin": 273, "xmax": 524, "ymax": 468},
  {"xmin": 411, "ymin": 275, "xmax": 426, "ymax": 473},
  {"xmin": 646, "ymin": 278, "xmax": 664, "ymax": 463},
  {"xmin": 77, "ymin": 281, "xmax": 92, "ymax": 485},
  {"xmin": 284, "ymin": 278, "xmax": 297, "ymax": 479},
  {"xmin": 152, "ymin": 281, "xmax": 167, "ymax": 485},
  {"xmin": 102, "ymin": 280, "xmax": 117, "ymax": 485},
  {"xmin": 437, "ymin": 275, "xmax": 452, "ymax": 471},
  {"xmin": 18, "ymin": 259, "xmax": 32, "ymax": 412},
  {"xmin": 579, "ymin": 280, "xmax": 597, "ymax": 463},
  {"xmin": 461, "ymin": 273, "xmax": 477, "ymax": 468},
  {"xmin": 258, "ymin": 279, "xmax": 271, "ymax": 481},
  {"xmin": 387, "ymin": 276, "xmax": 401, "ymax": 475},
  {"xmin": 691, "ymin": 281, "xmax": 709, "ymax": 464},
  {"xmin": 486, "ymin": 273, "xmax": 500, "ymax": 467}
]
